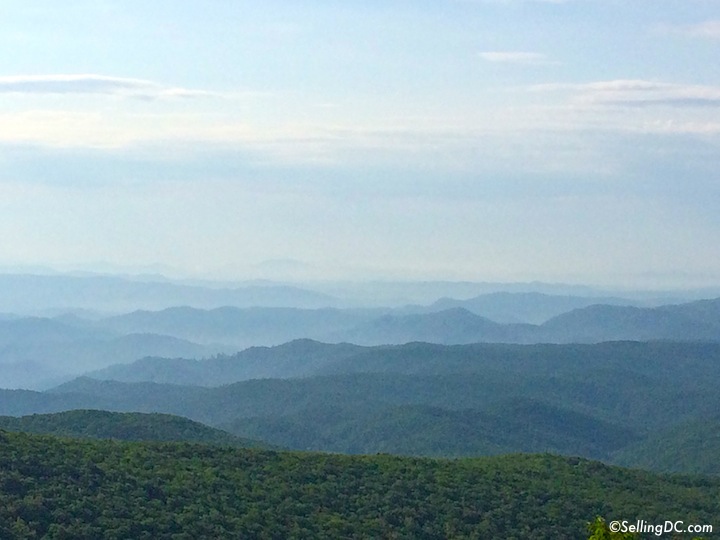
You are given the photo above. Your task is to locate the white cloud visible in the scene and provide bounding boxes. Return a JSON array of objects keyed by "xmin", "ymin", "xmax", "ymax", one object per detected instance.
[
  {"xmin": 532, "ymin": 79, "xmax": 720, "ymax": 108},
  {"xmin": 478, "ymin": 51, "xmax": 554, "ymax": 65},
  {"xmin": 660, "ymin": 20, "xmax": 720, "ymax": 40},
  {"xmin": 0, "ymin": 74, "xmax": 212, "ymax": 99}
]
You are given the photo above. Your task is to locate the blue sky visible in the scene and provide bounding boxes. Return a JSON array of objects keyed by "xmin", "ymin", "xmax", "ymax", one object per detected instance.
[{"xmin": 1, "ymin": 0, "xmax": 719, "ymax": 286}]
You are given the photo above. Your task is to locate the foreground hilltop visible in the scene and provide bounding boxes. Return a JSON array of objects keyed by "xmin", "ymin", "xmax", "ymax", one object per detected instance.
[{"xmin": 1, "ymin": 430, "xmax": 718, "ymax": 539}]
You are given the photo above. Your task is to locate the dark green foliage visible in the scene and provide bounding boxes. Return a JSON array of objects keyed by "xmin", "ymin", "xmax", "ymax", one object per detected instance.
[
  {"xmin": 1, "ymin": 431, "xmax": 718, "ymax": 539},
  {"xmin": 225, "ymin": 400, "xmax": 637, "ymax": 459},
  {"xmin": 612, "ymin": 418, "xmax": 720, "ymax": 475},
  {"xmin": 0, "ymin": 410, "xmax": 270, "ymax": 448}
]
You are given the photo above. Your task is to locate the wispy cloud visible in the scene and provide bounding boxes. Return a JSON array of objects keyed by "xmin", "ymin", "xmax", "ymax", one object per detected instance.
[
  {"xmin": 0, "ymin": 74, "xmax": 212, "ymax": 99},
  {"xmin": 533, "ymin": 80, "xmax": 720, "ymax": 108},
  {"xmin": 478, "ymin": 51, "xmax": 554, "ymax": 65},
  {"xmin": 659, "ymin": 20, "xmax": 720, "ymax": 40}
]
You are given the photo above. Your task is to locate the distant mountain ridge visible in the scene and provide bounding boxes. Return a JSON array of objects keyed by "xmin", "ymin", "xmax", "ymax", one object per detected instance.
[
  {"xmin": 88, "ymin": 340, "xmax": 365, "ymax": 386},
  {"xmin": 29, "ymin": 296, "xmax": 720, "ymax": 389},
  {"xmin": 334, "ymin": 297, "xmax": 720, "ymax": 345},
  {"xmin": 89, "ymin": 296, "xmax": 720, "ymax": 349},
  {"xmin": 541, "ymin": 300, "xmax": 720, "ymax": 342},
  {"xmin": 0, "ymin": 273, "xmax": 341, "ymax": 313},
  {"xmin": 420, "ymin": 291, "xmax": 663, "ymax": 324},
  {"xmin": 0, "ymin": 316, "xmax": 224, "ymax": 390},
  {"xmin": 100, "ymin": 306, "xmax": 378, "ymax": 347},
  {"xmin": 3, "ymin": 291, "xmax": 720, "ymax": 390}
]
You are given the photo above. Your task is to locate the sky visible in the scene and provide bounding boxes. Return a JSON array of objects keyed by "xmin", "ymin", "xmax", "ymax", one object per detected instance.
[{"xmin": 1, "ymin": 0, "xmax": 719, "ymax": 287}]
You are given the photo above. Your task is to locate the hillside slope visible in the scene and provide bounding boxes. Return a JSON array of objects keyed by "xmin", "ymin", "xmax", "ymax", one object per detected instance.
[
  {"xmin": 0, "ymin": 409, "xmax": 268, "ymax": 448},
  {"xmin": 223, "ymin": 400, "xmax": 638, "ymax": 459},
  {"xmin": 612, "ymin": 417, "xmax": 720, "ymax": 476},
  {"xmin": 4, "ymin": 340, "xmax": 720, "ymax": 471},
  {"xmin": 1, "ymin": 431, "xmax": 718, "ymax": 538}
]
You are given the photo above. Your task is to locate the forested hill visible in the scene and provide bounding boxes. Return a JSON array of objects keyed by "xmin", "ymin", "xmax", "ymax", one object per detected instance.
[
  {"xmin": 612, "ymin": 417, "xmax": 720, "ymax": 476},
  {"xmin": 88, "ymin": 339, "xmax": 366, "ymax": 386},
  {"xmin": 84, "ymin": 339, "xmax": 720, "ymax": 394},
  {"xmin": 0, "ymin": 340, "xmax": 715, "ymax": 472},
  {"xmin": 0, "ymin": 410, "xmax": 269, "ymax": 448},
  {"xmin": 1, "ymin": 430, "xmax": 718, "ymax": 539}
]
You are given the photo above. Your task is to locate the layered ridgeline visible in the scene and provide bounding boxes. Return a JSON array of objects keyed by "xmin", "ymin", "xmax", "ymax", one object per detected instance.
[
  {"xmin": 0, "ymin": 316, "xmax": 224, "ymax": 390},
  {"xmin": 1, "ymin": 430, "xmax": 718, "ymax": 539},
  {"xmin": 96, "ymin": 296, "xmax": 720, "ymax": 346},
  {"xmin": 3, "ymin": 294, "xmax": 720, "ymax": 390},
  {"xmin": 0, "ymin": 272, "xmax": 698, "ymax": 314},
  {"xmin": 0, "ymin": 273, "xmax": 341, "ymax": 313},
  {"xmin": 4, "ymin": 340, "xmax": 720, "ymax": 473}
]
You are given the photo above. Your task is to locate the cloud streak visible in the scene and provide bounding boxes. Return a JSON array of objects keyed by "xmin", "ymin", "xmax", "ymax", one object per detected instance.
[
  {"xmin": 533, "ymin": 79, "xmax": 720, "ymax": 108},
  {"xmin": 660, "ymin": 20, "xmax": 720, "ymax": 40},
  {"xmin": 0, "ymin": 74, "xmax": 212, "ymax": 99}
]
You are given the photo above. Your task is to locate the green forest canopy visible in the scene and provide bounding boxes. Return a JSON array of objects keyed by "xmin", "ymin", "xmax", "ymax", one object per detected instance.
[{"xmin": 1, "ymin": 430, "xmax": 718, "ymax": 539}]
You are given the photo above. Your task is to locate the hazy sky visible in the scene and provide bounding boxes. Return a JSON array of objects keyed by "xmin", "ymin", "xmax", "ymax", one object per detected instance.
[{"xmin": 1, "ymin": 0, "xmax": 719, "ymax": 286}]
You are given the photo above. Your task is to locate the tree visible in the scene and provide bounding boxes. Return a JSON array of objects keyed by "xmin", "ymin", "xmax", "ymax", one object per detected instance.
[{"xmin": 587, "ymin": 517, "xmax": 639, "ymax": 540}]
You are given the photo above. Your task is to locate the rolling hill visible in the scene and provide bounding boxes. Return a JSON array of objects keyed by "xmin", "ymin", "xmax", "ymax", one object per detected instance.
[
  {"xmin": 0, "ymin": 340, "xmax": 716, "ymax": 473},
  {"xmin": 222, "ymin": 399, "xmax": 638, "ymax": 459},
  {"xmin": 1, "ymin": 431, "xmax": 718, "ymax": 538},
  {"xmin": 612, "ymin": 417, "xmax": 720, "ymax": 476},
  {"xmin": 0, "ymin": 409, "xmax": 268, "ymax": 448},
  {"xmin": 87, "ymin": 339, "xmax": 365, "ymax": 385}
]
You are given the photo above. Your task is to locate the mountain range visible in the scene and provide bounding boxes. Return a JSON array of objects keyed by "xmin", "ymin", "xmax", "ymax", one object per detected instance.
[
  {"xmin": 94, "ymin": 297, "xmax": 720, "ymax": 348},
  {"xmin": 3, "ymin": 340, "xmax": 720, "ymax": 474},
  {"xmin": 3, "ymin": 295, "xmax": 720, "ymax": 390},
  {"xmin": 0, "ymin": 273, "xmax": 340, "ymax": 313}
]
